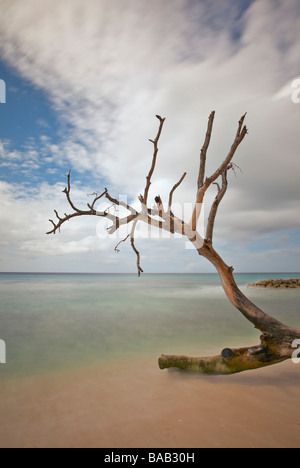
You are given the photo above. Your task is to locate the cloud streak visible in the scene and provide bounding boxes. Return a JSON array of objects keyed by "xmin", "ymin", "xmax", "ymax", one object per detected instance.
[{"xmin": 0, "ymin": 0, "xmax": 299, "ymax": 272}]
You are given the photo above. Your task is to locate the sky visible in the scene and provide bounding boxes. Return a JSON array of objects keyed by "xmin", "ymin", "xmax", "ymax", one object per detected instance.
[{"xmin": 0, "ymin": 0, "xmax": 299, "ymax": 274}]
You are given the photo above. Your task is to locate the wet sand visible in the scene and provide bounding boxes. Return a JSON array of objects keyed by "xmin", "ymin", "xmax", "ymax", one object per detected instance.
[{"xmin": 0, "ymin": 357, "xmax": 299, "ymax": 448}]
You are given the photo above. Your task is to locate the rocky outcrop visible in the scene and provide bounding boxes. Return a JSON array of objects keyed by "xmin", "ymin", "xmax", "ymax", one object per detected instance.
[{"xmin": 248, "ymin": 279, "xmax": 300, "ymax": 289}]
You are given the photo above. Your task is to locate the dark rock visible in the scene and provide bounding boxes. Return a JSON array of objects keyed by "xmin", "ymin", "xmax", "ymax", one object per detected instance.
[{"xmin": 248, "ymin": 279, "xmax": 300, "ymax": 289}]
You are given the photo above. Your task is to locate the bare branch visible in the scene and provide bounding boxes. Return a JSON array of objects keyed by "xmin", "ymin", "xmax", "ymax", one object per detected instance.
[
  {"xmin": 236, "ymin": 112, "xmax": 247, "ymax": 139},
  {"xmin": 168, "ymin": 172, "xmax": 187, "ymax": 211},
  {"xmin": 198, "ymin": 111, "xmax": 215, "ymax": 189},
  {"xmin": 47, "ymin": 211, "xmax": 97, "ymax": 235},
  {"xmin": 106, "ymin": 213, "xmax": 138, "ymax": 235},
  {"xmin": 49, "ymin": 219, "xmax": 57, "ymax": 230},
  {"xmin": 112, "ymin": 217, "xmax": 144, "ymax": 276},
  {"xmin": 46, "ymin": 111, "xmax": 300, "ymax": 375},
  {"xmin": 206, "ymin": 113, "xmax": 247, "ymax": 186},
  {"xmin": 87, "ymin": 189, "xmax": 108, "ymax": 211},
  {"xmin": 54, "ymin": 210, "xmax": 63, "ymax": 221},
  {"xmin": 143, "ymin": 115, "xmax": 166, "ymax": 205},
  {"xmin": 142, "ymin": 211, "xmax": 186, "ymax": 238},
  {"xmin": 105, "ymin": 191, "xmax": 138, "ymax": 216},
  {"xmin": 205, "ymin": 170, "xmax": 228, "ymax": 242},
  {"xmin": 130, "ymin": 220, "xmax": 144, "ymax": 277},
  {"xmin": 62, "ymin": 170, "xmax": 82, "ymax": 214},
  {"xmin": 104, "ymin": 203, "xmax": 117, "ymax": 215},
  {"xmin": 114, "ymin": 234, "xmax": 130, "ymax": 253},
  {"xmin": 190, "ymin": 113, "xmax": 248, "ymax": 232},
  {"xmin": 229, "ymin": 162, "xmax": 243, "ymax": 177},
  {"xmin": 131, "ymin": 237, "xmax": 143, "ymax": 277},
  {"xmin": 153, "ymin": 195, "xmax": 166, "ymax": 231},
  {"xmin": 47, "ymin": 172, "xmax": 129, "ymax": 235}
]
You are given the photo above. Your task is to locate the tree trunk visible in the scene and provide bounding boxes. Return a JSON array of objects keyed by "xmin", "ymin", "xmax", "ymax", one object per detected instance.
[
  {"xmin": 158, "ymin": 241, "xmax": 300, "ymax": 375},
  {"xmin": 47, "ymin": 112, "xmax": 300, "ymax": 375}
]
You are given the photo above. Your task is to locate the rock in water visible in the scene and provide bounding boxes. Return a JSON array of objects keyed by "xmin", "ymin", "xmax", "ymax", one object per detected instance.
[{"xmin": 248, "ymin": 279, "xmax": 300, "ymax": 289}]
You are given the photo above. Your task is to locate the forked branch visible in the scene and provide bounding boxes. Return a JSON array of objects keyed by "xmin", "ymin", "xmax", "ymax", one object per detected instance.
[
  {"xmin": 190, "ymin": 113, "xmax": 248, "ymax": 233},
  {"xmin": 47, "ymin": 171, "xmax": 137, "ymax": 236}
]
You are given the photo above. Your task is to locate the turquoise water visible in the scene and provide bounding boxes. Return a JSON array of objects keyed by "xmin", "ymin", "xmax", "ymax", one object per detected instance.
[{"xmin": 0, "ymin": 273, "xmax": 299, "ymax": 378}]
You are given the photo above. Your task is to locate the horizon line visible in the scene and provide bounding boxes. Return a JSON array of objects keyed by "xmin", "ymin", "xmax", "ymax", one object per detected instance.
[{"xmin": 0, "ymin": 271, "xmax": 299, "ymax": 275}]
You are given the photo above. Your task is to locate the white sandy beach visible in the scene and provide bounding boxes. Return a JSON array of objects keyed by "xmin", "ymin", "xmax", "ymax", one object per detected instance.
[{"xmin": 0, "ymin": 356, "xmax": 299, "ymax": 448}]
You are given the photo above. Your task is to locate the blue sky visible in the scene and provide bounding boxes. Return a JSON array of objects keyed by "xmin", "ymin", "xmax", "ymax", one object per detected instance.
[
  {"xmin": 0, "ymin": 0, "xmax": 299, "ymax": 273},
  {"xmin": 0, "ymin": 59, "xmax": 99, "ymax": 188}
]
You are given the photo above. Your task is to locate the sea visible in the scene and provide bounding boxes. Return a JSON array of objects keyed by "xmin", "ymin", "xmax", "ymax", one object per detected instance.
[{"xmin": 0, "ymin": 272, "xmax": 299, "ymax": 379}]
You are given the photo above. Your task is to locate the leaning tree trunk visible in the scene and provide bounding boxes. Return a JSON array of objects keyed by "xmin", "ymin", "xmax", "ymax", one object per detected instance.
[
  {"xmin": 159, "ymin": 241, "xmax": 300, "ymax": 374},
  {"xmin": 47, "ymin": 112, "xmax": 300, "ymax": 375}
]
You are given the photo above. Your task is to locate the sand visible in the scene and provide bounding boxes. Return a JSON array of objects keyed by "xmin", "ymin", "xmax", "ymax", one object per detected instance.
[{"xmin": 0, "ymin": 357, "xmax": 299, "ymax": 448}]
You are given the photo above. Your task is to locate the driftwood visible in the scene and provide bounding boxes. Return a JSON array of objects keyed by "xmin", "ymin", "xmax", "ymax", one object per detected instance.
[{"xmin": 48, "ymin": 113, "xmax": 300, "ymax": 374}]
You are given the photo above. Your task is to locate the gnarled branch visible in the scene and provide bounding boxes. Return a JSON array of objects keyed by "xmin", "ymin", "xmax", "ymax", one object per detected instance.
[{"xmin": 47, "ymin": 112, "xmax": 300, "ymax": 374}]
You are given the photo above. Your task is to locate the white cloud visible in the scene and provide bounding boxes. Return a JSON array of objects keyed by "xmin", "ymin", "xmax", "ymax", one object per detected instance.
[
  {"xmin": 0, "ymin": 180, "xmax": 114, "ymax": 270},
  {"xmin": 0, "ymin": 0, "xmax": 299, "ymax": 272}
]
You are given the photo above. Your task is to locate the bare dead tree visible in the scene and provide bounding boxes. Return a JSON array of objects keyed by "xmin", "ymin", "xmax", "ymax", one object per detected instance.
[{"xmin": 47, "ymin": 113, "xmax": 300, "ymax": 374}]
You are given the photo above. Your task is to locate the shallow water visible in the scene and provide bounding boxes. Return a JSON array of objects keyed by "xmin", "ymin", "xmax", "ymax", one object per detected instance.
[{"xmin": 0, "ymin": 273, "xmax": 299, "ymax": 378}]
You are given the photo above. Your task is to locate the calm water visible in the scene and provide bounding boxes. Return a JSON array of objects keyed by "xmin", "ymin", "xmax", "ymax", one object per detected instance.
[{"xmin": 0, "ymin": 273, "xmax": 299, "ymax": 378}]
